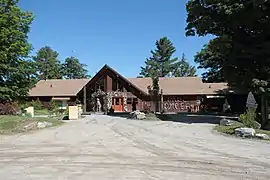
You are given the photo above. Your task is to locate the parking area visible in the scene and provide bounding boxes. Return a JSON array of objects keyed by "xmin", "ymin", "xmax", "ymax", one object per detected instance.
[{"xmin": 1, "ymin": 115, "xmax": 270, "ymax": 180}]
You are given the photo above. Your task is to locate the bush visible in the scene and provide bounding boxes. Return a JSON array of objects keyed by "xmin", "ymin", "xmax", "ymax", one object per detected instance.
[
  {"xmin": 239, "ymin": 109, "xmax": 261, "ymax": 129},
  {"xmin": 30, "ymin": 99, "xmax": 43, "ymax": 110},
  {"xmin": 215, "ymin": 123, "xmax": 245, "ymax": 135},
  {"xmin": 18, "ymin": 102, "xmax": 30, "ymax": 112},
  {"xmin": 47, "ymin": 100, "xmax": 58, "ymax": 114},
  {"xmin": 108, "ymin": 107, "xmax": 115, "ymax": 114},
  {"xmin": 142, "ymin": 104, "xmax": 151, "ymax": 114},
  {"xmin": 0, "ymin": 103, "xmax": 20, "ymax": 115}
]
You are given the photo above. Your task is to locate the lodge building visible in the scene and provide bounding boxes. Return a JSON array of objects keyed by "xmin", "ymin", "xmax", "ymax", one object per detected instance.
[{"xmin": 28, "ymin": 65, "xmax": 247, "ymax": 113}]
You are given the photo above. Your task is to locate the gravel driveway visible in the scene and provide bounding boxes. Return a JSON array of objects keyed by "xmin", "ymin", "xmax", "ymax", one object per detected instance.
[{"xmin": 1, "ymin": 115, "xmax": 270, "ymax": 180}]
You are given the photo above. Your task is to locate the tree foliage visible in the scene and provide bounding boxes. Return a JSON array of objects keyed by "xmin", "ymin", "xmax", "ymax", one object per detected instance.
[
  {"xmin": 0, "ymin": 0, "xmax": 35, "ymax": 102},
  {"xmin": 140, "ymin": 37, "xmax": 178, "ymax": 78},
  {"xmin": 61, "ymin": 56, "xmax": 89, "ymax": 79},
  {"xmin": 33, "ymin": 46, "xmax": 62, "ymax": 80},
  {"xmin": 173, "ymin": 53, "xmax": 196, "ymax": 77},
  {"xmin": 186, "ymin": 0, "xmax": 270, "ymax": 91},
  {"xmin": 194, "ymin": 36, "xmax": 231, "ymax": 82}
]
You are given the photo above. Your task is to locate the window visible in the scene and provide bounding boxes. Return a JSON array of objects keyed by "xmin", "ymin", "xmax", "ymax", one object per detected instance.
[
  {"xmin": 133, "ymin": 98, "xmax": 138, "ymax": 103},
  {"xmin": 115, "ymin": 98, "xmax": 120, "ymax": 105},
  {"xmin": 95, "ymin": 77, "xmax": 104, "ymax": 91},
  {"xmin": 119, "ymin": 84, "xmax": 124, "ymax": 92},
  {"xmin": 113, "ymin": 98, "xmax": 120, "ymax": 105},
  {"xmin": 112, "ymin": 79, "xmax": 117, "ymax": 91},
  {"xmin": 127, "ymin": 98, "xmax": 132, "ymax": 104}
]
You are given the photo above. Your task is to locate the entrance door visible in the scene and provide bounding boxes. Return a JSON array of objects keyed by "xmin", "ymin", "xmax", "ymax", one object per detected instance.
[{"xmin": 112, "ymin": 97, "xmax": 124, "ymax": 112}]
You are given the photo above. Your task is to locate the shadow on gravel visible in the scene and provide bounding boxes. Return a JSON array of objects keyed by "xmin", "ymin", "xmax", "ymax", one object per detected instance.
[
  {"xmin": 108, "ymin": 112, "xmax": 239, "ymax": 124},
  {"xmin": 107, "ymin": 112, "xmax": 131, "ymax": 119},
  {"xmin": 158, "ymin": 113, "xmax": 240, "ymax": 124}
]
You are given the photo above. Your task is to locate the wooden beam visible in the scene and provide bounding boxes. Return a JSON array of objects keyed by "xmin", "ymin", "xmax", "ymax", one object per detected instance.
[
  {"xmin": 83, "ymin": 86, "xmax": 87, "ymax": 113},
  {"xmin": 160, "ymin": 89, "xmax": 163, "ymax": 113}
]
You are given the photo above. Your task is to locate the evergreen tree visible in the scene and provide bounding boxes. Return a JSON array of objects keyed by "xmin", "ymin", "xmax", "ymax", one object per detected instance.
[
  {"xmin": 33, "ymin": 46, "xmax": 62, "ymax": 80},
  {"xmin": 141, "ymin": 37, "xmax": 179, "ymax": 112},
  {"xmin": 140, "ymin": 37, "xmax": 178, "ymax": 78},
  {"xmin": 173, "ymin": 53, "xmax": 196, "ymax": 77},
  {"xmin": 0, "ymin": 0, "xmax": 35, "ymax": 102},
  {"xmin": 61, "ymin": 56, "xmax": 90, "ymax": 79}
]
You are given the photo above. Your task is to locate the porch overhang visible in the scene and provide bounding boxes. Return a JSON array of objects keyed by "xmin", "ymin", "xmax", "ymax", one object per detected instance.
[{"xmin": 52, "ymin": 97, "xmax": 71, "ymax": 101}]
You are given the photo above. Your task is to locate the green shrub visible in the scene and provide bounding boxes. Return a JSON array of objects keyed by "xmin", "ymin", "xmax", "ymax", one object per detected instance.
[
  {"xmin": 47, "ymin": 100, "xmax": 58, "ymax": 114},
  {"xmin": 239, "ymin": 109, "xmax": 261, "ymax": 129},
  {"xmin": 214, "ymin": 123, "xmax": 245, "ymax": 135},
  {"xmin": 30, "ymin": 99, "xmax": 43, "ymax": 110},
  {"xmin": 19, "ymin": 102, "xmax": 30, "ymax": 112}
]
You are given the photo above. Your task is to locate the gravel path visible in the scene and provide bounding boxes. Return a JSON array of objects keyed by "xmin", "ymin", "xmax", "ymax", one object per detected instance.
[{"xmin": 1, "ymin": 115, "xmax": 270, "ymax": 180}]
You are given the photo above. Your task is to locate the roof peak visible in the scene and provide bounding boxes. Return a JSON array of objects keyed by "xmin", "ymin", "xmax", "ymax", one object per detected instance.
[{"xmin": 40, "ymin": 79, "xmax": 90, "ymax": 81}]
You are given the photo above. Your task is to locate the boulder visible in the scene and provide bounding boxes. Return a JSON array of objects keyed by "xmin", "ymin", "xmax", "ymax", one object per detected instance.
[
  {"xmin": 255, "ymin": 133, "xmax": 270, "ymax": 140},
  {"xmin": 235, "ymin": 127, "xmax": 255, "ymax": 138},
  {"xmin": 220, "ymin": 118, "xmax": 232, "ymax": 126},
  {"xmin": 129, "ymin": 110, "xmax": 146, "ymax": 120},
  {"xmin": 37, "ymin": 122, "xmax": 53, "ymax": 129},
  {"xmin": 23, "ymin": 121, "xmax": 38, "ymax": 131},
  {"xmin": 253, "ymin": 121, "xmax": 261, "ymax": 129}
]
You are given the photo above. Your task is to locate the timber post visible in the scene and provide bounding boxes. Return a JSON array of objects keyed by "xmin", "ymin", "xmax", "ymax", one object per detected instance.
[
  {"xmin": 160, "ymin": 89, "xmax": 163, "ymax": 113},
  {"xmin": 261, "ymin": 93, "xmax": 269, "ymax": 128},
  {"xmin": 83, "ymin": 86, "xmax": 87, "ymax": 113}
]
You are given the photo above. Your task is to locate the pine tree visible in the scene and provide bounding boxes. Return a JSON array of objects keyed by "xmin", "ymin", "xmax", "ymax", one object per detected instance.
[
  {"xmin": 0, "ymin": 0, "xmax": 35, "ymax": 102},
  {"xmin": 140, "ymin": 37, "xmax": 178, "ymax": 78},
  {"xmin": 173, "ymin": 53, "xmax": 196, "ymax": 77},
  {"xmin": 141, "ymin": 37, "xmax": 178, "ymax": 112},
  {"xmin": 33, "ymin": 46, "xmax": 62, "ymax": 80},
  {"xmin": 61, "ymin": 56, "xmax": 90, "ymax": 79}
]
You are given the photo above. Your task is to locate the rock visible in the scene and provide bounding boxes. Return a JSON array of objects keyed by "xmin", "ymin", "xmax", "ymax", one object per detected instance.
[
  {"xmin": 129, "ymin": 110, "xmax": 146, "ymax": 120},
  {"xmin": 255, "ymin": 133, "xmax": 270, "ymax": 140},
  {"xmin": 23, "ymin": 121, "xmax": 38, "ymax": 131},
  {"xmin": 37, "ymin": 122, "xmax": 53, "ymax": 129},
  {"xmin": 220, "ymin": 118, "xmax": 239, "ymax": 126},
  {"xmin": 16, "ymin": 109, "xmax": 22, "ymax": 115},
  {"xmin": 253, "ymin": 121, "xmax": 261, "ymax": 129},
  {"xmin": 220, "ymin": 118, "xmax": 232, "ymax": 126},
  {"xmin": 235, "ymin": 127, "xmax": 255, "ymax": 138}
]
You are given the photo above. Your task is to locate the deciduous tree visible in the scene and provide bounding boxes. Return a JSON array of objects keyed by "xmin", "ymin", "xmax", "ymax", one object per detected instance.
[
  {"xmin": 0, "ymin": 0, "xmax": 35, "ymax": 102},
  {"xmin": 186, "ymin": 0, "xmax": 270, "ymax": 91}
]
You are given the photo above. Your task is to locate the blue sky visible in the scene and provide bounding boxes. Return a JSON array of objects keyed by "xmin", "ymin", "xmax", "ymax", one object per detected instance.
[{"xmin": 19, "ymin": 0, "xmax": 211, "ymax": 77}]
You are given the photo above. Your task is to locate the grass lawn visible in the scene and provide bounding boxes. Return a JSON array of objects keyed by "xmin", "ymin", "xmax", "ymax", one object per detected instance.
[
  {"xmin": 255, "ymin": 129, "xmax": 270, "ymax": 137},
  {"xmin": 214, "ymin": 122, "xmax": 245, "ymax": 135},
  {"xmin": 0, "ymin": 115, "xmax": 63, "ymax": 134},
  {"xmin": 214, "ymin": 122, "xmax": 270, "ymax": 139},
  {"xmin": 34, "ymin": 109, "xmax": 51, "ymax": 116}
]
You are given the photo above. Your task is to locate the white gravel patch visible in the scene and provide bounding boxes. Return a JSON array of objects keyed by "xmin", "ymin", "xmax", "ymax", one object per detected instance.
[{"xmin": 1, "ymin": 114, "xmax": 270, "ymax": 180}]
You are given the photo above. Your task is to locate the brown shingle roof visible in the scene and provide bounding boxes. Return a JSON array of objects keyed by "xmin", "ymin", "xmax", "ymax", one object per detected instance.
[
  {"xmin": 202, "ymin": 83, "xmax": 229, "ymax": 95},
  {"xmin": 28, "ymin": 79, "xmax": 90, "ymax": 97},
  {"xmin": 128, "ymin": 77, "xmax": 207, "ymax": 95},
  {"xmin": 128, "ymin": 77, "xmax": 229, "ymax": 95},
  {"xmin": 29, "ymin": 78, "xmax": 229, "ymax": 97}
]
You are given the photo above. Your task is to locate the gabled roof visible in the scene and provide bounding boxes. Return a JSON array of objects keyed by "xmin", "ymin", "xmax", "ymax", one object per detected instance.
[
  {"xmin": 86, "ymin": 65, "xmax": 149, "ymax": 98},
  {"xmin": 28, "ymin": 79, "xmax": 90, "ymax": 97},
  {"xmin": 28, "ymin": 65, "xmax": 230, "ymax": 97}
]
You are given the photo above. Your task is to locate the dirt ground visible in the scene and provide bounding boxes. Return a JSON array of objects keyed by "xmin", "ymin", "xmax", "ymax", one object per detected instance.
[{"xmin": 1, "ymin": 115, "xmax": 270, "ymax": 180}]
